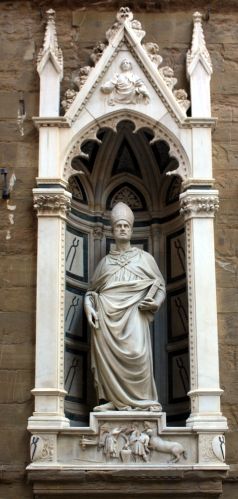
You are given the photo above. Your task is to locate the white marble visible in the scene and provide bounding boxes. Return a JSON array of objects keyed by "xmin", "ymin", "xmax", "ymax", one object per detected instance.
[{"xmin": 29, "ymin": 7, "xmax": 228, "ymax": 471}]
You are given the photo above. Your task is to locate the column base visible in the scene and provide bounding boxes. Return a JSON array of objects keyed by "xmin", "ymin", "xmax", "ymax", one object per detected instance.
[
  {"xmin": 186, "ymin": 413, "xmax": 228, "ymax": 430},
  {"xmin": 28, "ymin": 414, "xmax": 70, "ymax": 431}
]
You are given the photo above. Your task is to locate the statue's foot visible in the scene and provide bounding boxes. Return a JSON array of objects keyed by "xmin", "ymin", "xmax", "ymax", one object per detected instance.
[{"xmin": 93, "ymin": 401, "xmax": 116, "ymax": 412}]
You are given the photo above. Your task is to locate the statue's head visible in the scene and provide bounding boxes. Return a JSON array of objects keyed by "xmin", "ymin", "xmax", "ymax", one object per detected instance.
[
  {"xmin": 111, "ymin": 202, "xmax": 134, "ymax": 243},
  {"xmin": 120, "ymin": 59, "xmax": 132, "ymax": 72},
  {"xmin": 111, "ymin": 202, "xmax": 134, "ymax": 227}
]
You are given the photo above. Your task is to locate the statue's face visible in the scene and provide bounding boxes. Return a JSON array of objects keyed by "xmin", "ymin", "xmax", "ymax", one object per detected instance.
[
  {"xmin": 113, "ymin": 220, "xmax": 132, "ymax": 242},
  {"xmin": 120, "ymin": 60, "xmax": 131, "ymax": 72}
]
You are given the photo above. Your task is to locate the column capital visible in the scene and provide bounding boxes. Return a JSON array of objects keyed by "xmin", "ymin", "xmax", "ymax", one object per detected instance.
[
  {"xmin": 33, "ymin": 188, "xmax": 72, "ymax": 219},
  {"xmin": 180, "ymin": 189, "xmax": 219, "ymax": 221}
]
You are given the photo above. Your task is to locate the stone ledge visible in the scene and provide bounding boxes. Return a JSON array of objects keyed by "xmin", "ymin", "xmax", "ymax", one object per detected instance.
[{"xmin": 28, "ymin": 469, "xmax": 227, "ymax": 498}]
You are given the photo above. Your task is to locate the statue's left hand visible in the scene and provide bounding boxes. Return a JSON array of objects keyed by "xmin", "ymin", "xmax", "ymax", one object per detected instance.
[{"xmin": 138, "ymin": 297, "xmax": 158, "ymax": 312}]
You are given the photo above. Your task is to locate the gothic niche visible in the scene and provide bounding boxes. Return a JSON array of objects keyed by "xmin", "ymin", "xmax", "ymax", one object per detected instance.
[{"xmin": 65, "ymin": 120, "xmax": 189, "ymax": 426}]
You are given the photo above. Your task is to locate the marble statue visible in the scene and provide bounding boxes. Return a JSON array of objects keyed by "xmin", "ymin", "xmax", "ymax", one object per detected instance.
[
  {"xmin": 101, "ymin": 59, "xmax": 150, "ymax": 105},
  {"xmin": 84, "ymin": 202, "xmax": 165, "ymax": 412}
]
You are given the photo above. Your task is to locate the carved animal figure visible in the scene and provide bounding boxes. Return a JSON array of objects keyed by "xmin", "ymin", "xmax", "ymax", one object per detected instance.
[{"xmin": 145, "ymin": 428, "xmax": 187, "ymax": 463}]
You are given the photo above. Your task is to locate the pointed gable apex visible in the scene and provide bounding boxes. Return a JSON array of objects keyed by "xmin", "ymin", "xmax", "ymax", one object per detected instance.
[{"xmin": 62, "ymin": 7, "xmax": 190, "ymax": 125}]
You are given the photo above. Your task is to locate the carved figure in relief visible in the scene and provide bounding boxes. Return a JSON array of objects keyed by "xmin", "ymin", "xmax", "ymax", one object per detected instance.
[
  {"xmin": 126, "ymin": 423, "xmax": 150, "ymax": 462},
  {"xmin": 61, "ymin": 88, "xmax": 77, "ymax": 111},
  {"xmin": 159, "ymin": 66, "xmax": 177, "ymax": 91},
  {"xmin": 173, "ymin": 89, "xmax": 190, "ymax": 113},
  {"xmin": 84, "ymin": 202, "xmax": 165, "ymax": 412},
  {"xmin": 143, "ymin": 421, "xmax": 187, "ymax": 463},
  {"xmin": 99, "ymin": 426, "xmax": 122, "ymax": 459},
  {"xmin": 101, "ymin": 59, "xmax": 150, "ymax": 105},
  {"xmin": 143, "ymin": 42, "xmax": 163, "ymax": 68}
]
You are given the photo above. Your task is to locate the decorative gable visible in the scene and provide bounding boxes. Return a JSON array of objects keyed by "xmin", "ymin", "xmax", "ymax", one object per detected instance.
[{"xmin": 61, "ymin": 7, "xmax": 190, "ymax": 125}]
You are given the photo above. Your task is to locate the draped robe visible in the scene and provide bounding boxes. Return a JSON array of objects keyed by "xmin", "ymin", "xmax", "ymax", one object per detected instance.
[{"xmin": 85, "ymin": 247, "xmax": 165, "ymax": 410}]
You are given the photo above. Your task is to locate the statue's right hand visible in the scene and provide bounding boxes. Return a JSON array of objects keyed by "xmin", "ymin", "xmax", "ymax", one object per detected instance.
[{"xmin": 85, "ymin": 306, "xmax": 98, "ymax": 328}]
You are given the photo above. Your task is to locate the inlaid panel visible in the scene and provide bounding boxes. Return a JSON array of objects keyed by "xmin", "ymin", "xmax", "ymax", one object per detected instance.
[
  {"xmin": 167, "ymin": 286, "xmax": 188, "ymax": 341},
  {"xmin": 65, "ymin": 346, "xmax": 87, "ymax": 404},
  {"xmin": 66, "ymin": 226, "xmax": 88, "ymax": 282},
  {"xmin": 168, "ymin": 349, "xmax": 189, "ymax": 403},
  {"xmin": 166, "ymin": 229, "xmax": 186, "ymax": 283},
  {"xmin": 65, "ymin": 285, "xmax": 87, "ymax": 343}
]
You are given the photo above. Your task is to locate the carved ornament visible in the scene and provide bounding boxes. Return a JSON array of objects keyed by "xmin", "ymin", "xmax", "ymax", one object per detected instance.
[
  {"xmin": 33, "ymin": 190, "xmax": 71, "ymax": 217},
  {"xmin": 142, "ymin": 42, "xmax": 163, "ymax": 69},
  {"xmin": 159, "ymin": 66, "xmax": 177, "ymax": 91},
  {"xmin": 180, "ymin": 193, "xmax": 219, "ymax": 220},
  {"xmin": 110, "ymin": 186, "xmax": 143, "ymax": 210},
  {"xmin": 173, "ymin": 89, "xmax": 190, "ymax": 113},
  {"xmin": 90, "ymin": 43, "xmax": 107, "ymax": 65},
  {"xmin": 93, "ymin": 226, "xmax": 104, "ymax": 240},
  {"xmin": 61, "ymin": 88, "xmax": 77, "ymax": 111},
  {"xmin": 199, "ymin": 434, "xmax": 225, "ymax": 464},
  {"xmin": 30, "ymin": 435, "xmax": 55, "ymax": 462},
  {"xmin": 106, "ymin": 8, "xmax": 145, "ymax": 42},
  {"xmin": 80, "ymin": 420, "xmax": 187, "ymax": 465}
]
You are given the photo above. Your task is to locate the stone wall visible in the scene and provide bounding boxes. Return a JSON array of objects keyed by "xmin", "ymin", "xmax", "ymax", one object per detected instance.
[{"xmin": 0, "ymin": 1, "xmax": 237, "ymax": 498}]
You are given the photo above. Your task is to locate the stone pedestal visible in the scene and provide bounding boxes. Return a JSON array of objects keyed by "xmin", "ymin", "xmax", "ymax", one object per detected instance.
[{"xmin": 27, "ymin": 411, "xmax": 228, "ymax": 497}]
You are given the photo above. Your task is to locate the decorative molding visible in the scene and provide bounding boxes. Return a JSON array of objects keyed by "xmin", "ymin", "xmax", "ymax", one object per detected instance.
[
  {"xmin": 33, "ymin": 189, "xmax": 72, "ymax": 218},
  {"xmin": 187, "ymin": 12, "xmax": 212, "ymax": 77},
  {"xmin": 37, "ymin": 9, "xmax": 63, "ymax": 76},
  {"xmin": 33, "ymin": 116, "xmax": 71, "ymax": 128},
  {"xmin": 180, "ymin": 191, "xmax": 219, "ymax": 220},
  {"xmin": 36, "ymin": 177, "xmax": 68, "ymax": 188},
  {"xmin": 184, "ymin": 218, "xmax": 196, "ymax": 394}
]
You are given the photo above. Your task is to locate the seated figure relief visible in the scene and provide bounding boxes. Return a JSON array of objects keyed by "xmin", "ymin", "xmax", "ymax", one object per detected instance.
[{"xmin": 101, "ymin": 59, "xmax": 150, "ymax": 105}]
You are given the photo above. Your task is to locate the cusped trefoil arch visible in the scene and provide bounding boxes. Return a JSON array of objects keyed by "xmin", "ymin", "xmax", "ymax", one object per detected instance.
[{"xmin": 63, "ymin": 112, "xmax": 191, "ymax": 184}]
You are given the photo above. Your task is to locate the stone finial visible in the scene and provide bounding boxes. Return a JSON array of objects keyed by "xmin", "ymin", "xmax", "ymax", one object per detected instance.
[
  {"xmin": 37, "ymin": 8, "xmax": 63, "ymax": 75},
  {"xmin": 187, "ymin": 11, "xmax": 212, "ymax": 76},
  {"xmin": 106, "ymin": 7, "xmax": 145, "ymax": 43},
  {"xmin": 116, "ymin": 6, "xmax": 133, "ymax": 23}
]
